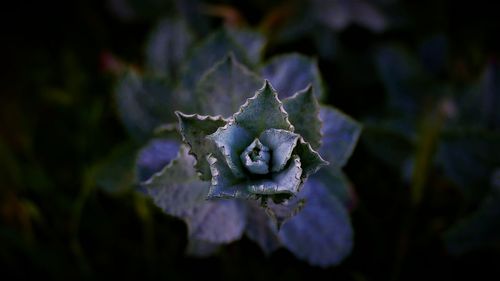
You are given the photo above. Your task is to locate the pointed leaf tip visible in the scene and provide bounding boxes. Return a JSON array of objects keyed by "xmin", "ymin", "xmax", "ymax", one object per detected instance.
[
  {"xmin": 195, "ymin": 54, "xmax": 263, "ymax": 117},
  {"xmin": 233, "ymin": 80, "xmax": 294, "ymax": 135},
  {"xmin": 284, "ymin": 85, "xmax": 322, "ymax": 149},
  {"xmin": 176, "ymin": 112, "xmax": 227, "ymax": 181}
]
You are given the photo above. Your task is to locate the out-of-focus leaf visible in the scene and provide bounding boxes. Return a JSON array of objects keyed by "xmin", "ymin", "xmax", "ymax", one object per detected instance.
[
  {"xmin": 374, "ymin": 46, "xmax": 428, "ymax": 114},
  {"xmin": 177, "ymin": 113, "xmax": 226, "ymax": 180},
  {"xmin": 0, "ymin": 137, "xmax": 21, "ymax": 186},
  {"xmin": 456, "ymin": 61, "xmax": 500, "ymax": 130},
  {"xmin": 362, "ymin": 123, "xmax": 414, "ymax": 169},
  {"xmin": 186, "ymin": 239, "xmax": 221, "ymax": 257},
  {"xmin": 313, "ymin": 166, "xmax": 356, "ymax": 210},
  {"xmin": 263, "ymin": 195, "xmax": 306, "ymax": 230},
  {"xmin": 279, "ymin": 176, "xmax": 353, "ymax": 267},
  {"xmin": 283, "ymin": 86, "xmax": 322, "ymax": 149},
  {"xmin": 195, "ymin": 54, "xmax": 263, "ymax": 117},
  {"xmin": 226, "ymin": 28, "xmax": 266, "ymax": 65},
  {"xmin": 437, "ymin": 130, "xmax": 500, "ymax": 204},
  {"xmin": 312, "ymin": 25, "xmax": 337, "ymax": 61},
  {"xmin": 115, "ymin": 71, "xmax": 181, "ymax": 140},
  {"xmin": 136, "ymin": 138, "xmax": 180, "ymax": 182},
  {"xmin": 260, "ymin": 54, "xmax": 324, "ymax": 99},
  {"xmin": 184, "ymin": 199, "xmax": 247, "ymax": 243},
  {"xmin": 445, "ymin": 169, "xmax": 500, "ymax": 255},
  {"xmin": 143, "ymin": 146, "xmax": 247, "ymax": 243},
  {"xmin": 93, "ymin": 142, "xmax": 138, "ymax": 194},
  {"xmin": 107, "ymin": 0, "xmax": 175, "ymax": 21},
  {"xmin": 480, "ymin": 62, "xmax": 500, "ymax": 129},
  {"xmin": 233, "ymin": 81, "xmax": 294, "ymax": 135},
  {"xmin": 145, "ymin": 18, "xmax": 193, "ymax": 77},
  {"xmin": 319, "ymin": 106, "xmax": 362, "ymax": 168},
  {"xmin": 181, "ymin": 29, "xmax": 252, "ymax": 91},
  {"xmin": 244, "ymin": 202, "xmax": 281, "ymax": 255},
  {"xmin": 312, "ymin": 0, "xmax": 387, "ymax": 32}
]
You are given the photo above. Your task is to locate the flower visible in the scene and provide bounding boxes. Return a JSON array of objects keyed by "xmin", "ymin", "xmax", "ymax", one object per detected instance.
[{"xmin": 177, "ymin": 80, "xmax": 328, "ymax": 205}]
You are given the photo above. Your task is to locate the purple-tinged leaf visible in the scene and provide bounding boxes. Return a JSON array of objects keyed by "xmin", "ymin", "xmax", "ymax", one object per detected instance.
[
  {"xmin": 195, "ymin": 54, "xmax": 263, "ymax": 118},
  {"xmin": 260, "ymin": 54, "xmax": 324, "ymax": 99},
  {"xmin": 283, "ymin": 86, "xmax": 322, "ymax": 149},
  {"xmin": 319, "ymin": 106, "xmax": 362, "ymax": 168},
  {"xmin": 136, "ymin": 138, "xmax": 180, "ymax": 182},
  {"xmin": 143, "ymin": 146, "xmax": 246, "ymax": 243},
  {"xmin": 279, "ymin": 177, "xmax": 353, "ymax": 267}
]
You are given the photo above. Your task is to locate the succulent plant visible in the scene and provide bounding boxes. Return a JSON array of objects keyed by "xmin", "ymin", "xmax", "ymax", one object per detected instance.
[
  {"xmin": 177, "ymin": 81, "xmax": 328, "ymax": 207},
  {"xmin": 112, "ymin": 26, "xmax": 361, "ymax": 266}
]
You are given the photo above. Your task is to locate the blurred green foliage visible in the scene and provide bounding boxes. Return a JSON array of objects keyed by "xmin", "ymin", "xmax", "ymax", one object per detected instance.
[{"xmin": 1, "ymin": 0, "xmax": 500, "ymax": 280}]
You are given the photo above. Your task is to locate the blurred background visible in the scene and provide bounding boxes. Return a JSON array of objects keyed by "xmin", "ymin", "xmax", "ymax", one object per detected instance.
[{"xmin": 1, "ymin": 0, "xmax": 499, "ymax": 280}]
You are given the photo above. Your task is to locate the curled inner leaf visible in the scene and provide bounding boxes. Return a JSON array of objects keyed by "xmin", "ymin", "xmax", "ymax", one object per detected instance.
[{"xmin": 240, "ymin": 138, "xmax": 271, "ymax": 174}]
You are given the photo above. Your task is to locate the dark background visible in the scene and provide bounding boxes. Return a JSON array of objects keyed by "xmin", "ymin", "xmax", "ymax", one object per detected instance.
[{"xmin": 1, "ymin": 0, "xmax": 499, "ymax": 280}]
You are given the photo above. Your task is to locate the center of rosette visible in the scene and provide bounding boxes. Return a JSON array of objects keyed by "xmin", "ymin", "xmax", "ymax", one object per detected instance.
[{"xmin": 240, "ymin": 138, "xmax": 271, "ymax": 175}]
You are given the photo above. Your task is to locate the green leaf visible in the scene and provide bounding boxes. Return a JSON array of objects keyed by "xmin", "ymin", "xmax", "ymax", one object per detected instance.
[
  {"xmin": 260, "ymin": 53, "xmax": 324, "ymax": 99},
  {"xmin": 115, "ymin": 70, "xmax": 181, "ymax": 141},
  {"xmin": 207, "ymin": 124, "xmax": 253, "ymax": 178},
  {"xmin": 233, "ymin": 80, "xmax": 294, "ymax": 136},
  {"xmin": 319, "ymin": 106, "xmax": 362, "ymax": 168},
  {"xmin": 176, "ymin": 112, "xmax": 227, "ymax": 181},
  {"xmin": 181, "ymin": 29, "xmax": 251, "ymax": 91},
  {"xmin": 143, "ymin": 146, "xmax": 246, "ymax": 243},
  {"xmin": 195, "ymin": 54, "xmax": 263, "ymax": 117},
  {"xmin": 145, "ymin": 18, "xmax": 193, "ymax": 77},
  {"xmin": 279, "ymin": 176, "xmax": 353, "ymax": 267},
  {"xmin": 294, "ymin": 138, "xmax": 329, "ymax": 178},
  {"xmin": 206, "ymin": 153, "xmax": 253, "ymax": 199},
  {"xmin": 258, "ymin": 129, "xmax": 299, "ymax": 173},
  {"xmin": 248, "ymin": 156, "xmax": 303, "ymax": 196},
  {"xmin": 283, "ymin": 86, "xmax": 322, "ymax": 149},
  {"xmin": 91, "ymin": 142, "xmax": 138, "ymax": 194}
]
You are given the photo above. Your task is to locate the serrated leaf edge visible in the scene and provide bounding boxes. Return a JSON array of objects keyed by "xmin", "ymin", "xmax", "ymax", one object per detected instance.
[
  {"xmin": 298, "ymin": 137, "xmax": 329, "ymax": 178},
  {"xmin": 141, "ymin": 145, "xmax": 192, "ymax": 188},
  {"xmin": 284, "ymin": 84, "xmax": 324, "ymax": 149},
  {"xmin": 232, "ymin": 79, "xmax": 295, "ymax": 132},
  {"xmin": 175, "ymin": 111, "xmax": 228, "ymax": 179}
]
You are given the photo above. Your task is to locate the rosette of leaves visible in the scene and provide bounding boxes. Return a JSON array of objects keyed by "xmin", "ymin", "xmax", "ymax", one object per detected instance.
[
  {"xmin": 105, "ymin": 23, "xmax": 361, "ymax": 266},
  {"xmin": 176, "ymin": 80, "xmax": 329, "ymax": 221}
]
